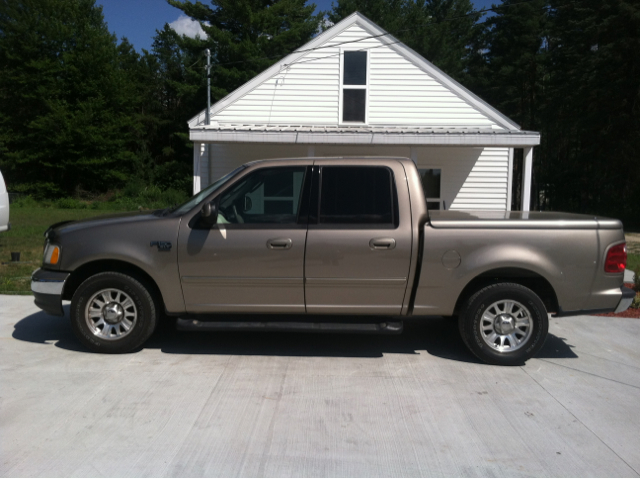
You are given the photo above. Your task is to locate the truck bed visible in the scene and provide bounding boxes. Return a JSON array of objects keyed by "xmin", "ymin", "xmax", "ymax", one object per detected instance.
[{"xmin": 428, "ymin": 210, "xmax": 622, "ymax": 230}]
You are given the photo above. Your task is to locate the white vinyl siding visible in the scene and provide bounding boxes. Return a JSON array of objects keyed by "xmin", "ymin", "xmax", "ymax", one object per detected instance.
[
  {"xmin": 202, "ymin": 144, "xmax": 509, "ymax": 211},
  {"xmin": 413, "ymin": 146, "xmax": 510, "ymax": 210},
  {"xmin": 204, "ymin": 143, "xmax": 310, "ymax": 188},
  {"xmin": 212, "ymin": 24, "xmax": 499, "ymax": 128},
  {"xmin": 212, "ymin": 54, "xmax": 340, "ymax": 124},
  {"xmin": 369, "ymin": 48, "xmax": 494, "ymax": 126}
]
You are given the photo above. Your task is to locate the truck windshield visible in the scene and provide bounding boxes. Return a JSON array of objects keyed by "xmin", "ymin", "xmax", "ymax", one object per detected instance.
[{"xmin": 170, "ymin": 166, "xmax": 246, "ymax": 215}]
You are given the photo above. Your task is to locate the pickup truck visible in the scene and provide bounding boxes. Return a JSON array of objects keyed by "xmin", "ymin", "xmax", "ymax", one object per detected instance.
[{"xmin": 31, "ymin": 157, "xmax": 635, "ymax": 365}]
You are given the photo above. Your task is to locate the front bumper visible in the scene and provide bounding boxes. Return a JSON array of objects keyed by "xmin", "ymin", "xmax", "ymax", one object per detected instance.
[
  {"xmin": 615, "ymin": 286, "xmax": 636, "ymax": 314},
  {"xmin": 31, "ymin": 268, "xmax": 70, "ymax": 316}
]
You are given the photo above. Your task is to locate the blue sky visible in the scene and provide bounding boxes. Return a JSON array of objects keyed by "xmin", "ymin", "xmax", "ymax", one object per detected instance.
[{"xmin": 97, "ymin": 0, "xmax": 495, "ymax": 52}]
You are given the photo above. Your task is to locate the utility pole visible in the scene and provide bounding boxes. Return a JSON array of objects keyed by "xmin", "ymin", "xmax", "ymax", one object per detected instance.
[
  {"xmin": 205, "ymin": 48, "xmax": 211, "ymax": 125},
  {"xmin": 205, "ymin": 48, "xmax": 212, "ymax": 187}
]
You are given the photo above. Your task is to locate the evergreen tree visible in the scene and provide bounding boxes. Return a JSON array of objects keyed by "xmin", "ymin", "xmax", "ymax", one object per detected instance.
[
  {"xmin": 540, "ymin": 0, "xmax": 640, "ymax": 223},
  {"xmin": 167, "ymin": 0, "xmax": 324, "ymax": 102},
  {"xmin": 0, "ymin": 0, "xmax": 138, "ymax": 196},
  {"xmin": 145, "ymin": 25, "xmax": 204, "ymax": 192},
  {"xmin": 467, "ymin": 0, "xmax": 548, "ymax": 129}
]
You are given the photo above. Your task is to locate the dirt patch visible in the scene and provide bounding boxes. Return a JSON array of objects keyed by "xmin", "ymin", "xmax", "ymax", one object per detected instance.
[{"xmin": 594, "ymin": 283, "xmax": 639, "ymax": 318}]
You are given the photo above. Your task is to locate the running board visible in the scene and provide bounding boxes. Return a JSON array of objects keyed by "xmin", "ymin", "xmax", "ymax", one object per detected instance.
[{"xmin": 176, "ymin": 319, "xmax": 403, "ymax": 334}]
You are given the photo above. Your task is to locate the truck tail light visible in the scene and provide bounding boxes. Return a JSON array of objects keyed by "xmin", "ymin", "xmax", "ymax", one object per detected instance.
[{"xmin": 604, "ymin": 243, "xmax": 626, "ymax": 273}]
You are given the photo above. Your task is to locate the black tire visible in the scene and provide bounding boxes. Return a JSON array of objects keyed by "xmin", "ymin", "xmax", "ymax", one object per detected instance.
[
  {"xmin": 70, "ymin": 272, "xmax": 158, "ymax": 353},
  {"xmin": 458, "ymin": 283, "xmax": 548, "ymax": 366}
]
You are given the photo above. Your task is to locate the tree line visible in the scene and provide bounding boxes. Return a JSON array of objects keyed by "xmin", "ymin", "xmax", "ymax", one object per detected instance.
[{"xmin": 0, "ymin": 0, "xmax": 638, "ymax": 225}]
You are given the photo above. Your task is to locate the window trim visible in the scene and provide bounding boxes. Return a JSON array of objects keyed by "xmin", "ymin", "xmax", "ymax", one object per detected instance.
[{"xmin": 339, "ymin": 48, "xmax": 369, "ymax": 125}]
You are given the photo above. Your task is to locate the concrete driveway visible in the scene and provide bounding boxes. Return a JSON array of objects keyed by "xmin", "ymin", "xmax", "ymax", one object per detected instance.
[{"xmin": 1, "ymin": 295, "xmax": 639, "ymax": 477}]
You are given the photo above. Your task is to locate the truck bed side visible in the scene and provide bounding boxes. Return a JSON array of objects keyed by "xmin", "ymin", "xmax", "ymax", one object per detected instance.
[{"xmin": 411, "ymin": 212, "xmax": 625, "ymax": 317}]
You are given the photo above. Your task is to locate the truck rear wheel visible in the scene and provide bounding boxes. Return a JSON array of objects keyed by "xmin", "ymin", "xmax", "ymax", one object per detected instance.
[
  {"xmin": 70, "ymin": 272, "xmax": 158, "ymax": 353},
  {"xmin": 459, "ymin": 283, "xmax": 548, "ymax": 365}
]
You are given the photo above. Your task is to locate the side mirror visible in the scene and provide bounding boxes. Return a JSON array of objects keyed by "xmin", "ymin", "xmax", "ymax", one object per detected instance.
[{"xmin": 201, "ymin": 200, "xmax": 218, "ymax": 225}]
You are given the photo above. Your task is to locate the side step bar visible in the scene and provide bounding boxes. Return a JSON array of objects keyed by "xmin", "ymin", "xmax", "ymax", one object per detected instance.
[{"xmin": 176, "ymin": 319, "xmax": 403, "ymax": 334}]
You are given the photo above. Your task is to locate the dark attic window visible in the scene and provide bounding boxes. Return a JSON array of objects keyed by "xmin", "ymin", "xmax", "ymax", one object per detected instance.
[
  {"xmin": 343, "ymin": 90, "xmax": 366, "ymax": 122},
  {"xmin": 344, "ymin": 51, "xmax": 367, "ymax": 85},
  {"xmin": 342, "ymin": 51, "xmax": 367, "ymax": 123}
]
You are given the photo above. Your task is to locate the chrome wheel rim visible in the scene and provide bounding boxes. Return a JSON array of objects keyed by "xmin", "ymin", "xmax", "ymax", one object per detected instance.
[
  {"xmin": 480, "ymin": 300, "xmax": 532, "ymax": 353},
  {"xmin": 85, "ymin": 288, "xmax": 137, "ymax": 341}
]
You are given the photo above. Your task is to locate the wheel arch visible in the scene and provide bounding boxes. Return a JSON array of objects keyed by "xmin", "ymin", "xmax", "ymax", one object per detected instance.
[
  {"xmin": 454, "ymin": 267, "xmax": 559, "ymax": 315},
  {"xmin": 63, "ymin": 260, "xmax": 165, "ymax": 311}
]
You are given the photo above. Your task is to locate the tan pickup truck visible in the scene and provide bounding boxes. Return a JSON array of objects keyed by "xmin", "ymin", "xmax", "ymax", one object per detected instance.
[{"xmin": 31, "ymin": 157, "xmax": 634, "ymax": 365}]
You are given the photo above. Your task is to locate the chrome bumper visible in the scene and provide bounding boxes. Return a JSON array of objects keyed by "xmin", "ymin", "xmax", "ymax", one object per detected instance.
[
  {"xmin": 615, "ymin": 286, "xmax": 636, "ymax": 314},
  {"xmin": 31, "ymin": 268, "xmax": 70, "ymax": 316}
]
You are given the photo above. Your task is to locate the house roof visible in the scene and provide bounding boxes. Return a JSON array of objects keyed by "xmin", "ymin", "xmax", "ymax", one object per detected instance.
[
  {"xmin": 190, "ymin": 124, "xmax": 540, "ymax": 146},
  {"xmin": 189, "ymin": 12, "xmax": 537, "ymax": 145}
]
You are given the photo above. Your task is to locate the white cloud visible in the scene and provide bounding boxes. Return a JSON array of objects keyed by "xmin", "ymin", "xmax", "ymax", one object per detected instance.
[
  {"xmin": 319, "ymin": 17, "xmax": 334, "ymax": 33},
  {"xmin": 169, "ymin": 15, "xmax": 207, "ymax": 39}
]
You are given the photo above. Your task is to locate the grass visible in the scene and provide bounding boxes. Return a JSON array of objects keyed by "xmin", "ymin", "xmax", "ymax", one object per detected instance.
[
  {"xmin": 0, "ymin": 207, "xmax": 120, "ymax": 294},
  {"xmin": 626, "ymin": 238, "xmax": 640, "ymax": 271}
]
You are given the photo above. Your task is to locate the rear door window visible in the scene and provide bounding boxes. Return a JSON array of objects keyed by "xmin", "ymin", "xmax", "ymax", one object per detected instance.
[{"xmin": 318, "ymin": 166, "xmax": 397, "ymax": 227}]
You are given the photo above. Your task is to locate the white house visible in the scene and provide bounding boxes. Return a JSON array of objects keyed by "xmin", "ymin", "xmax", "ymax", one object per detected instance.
[{"xmin": 188, "ymin": 12, "xmax": 539, "ymax": 211}]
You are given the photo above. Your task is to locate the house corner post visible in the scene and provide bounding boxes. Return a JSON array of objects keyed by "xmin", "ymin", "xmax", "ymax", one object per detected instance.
[
  {"xmin": 193, "ymin": 142, "xmax": 203, "ymax": 195},
  {"xmin": 521, "ymin": 147, "xmax": 533, "ymax": 211},
  {"xmin": 207, "ymin": 143, "xmax": 214, "ymax": 186},
  {"xmin": 507, "ymin": 148, "xmax": 514, "ymax": 211}
]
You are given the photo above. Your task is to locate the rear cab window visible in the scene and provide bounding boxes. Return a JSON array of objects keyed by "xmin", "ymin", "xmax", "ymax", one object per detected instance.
[{"xmin": 315, "ymin": 166, "xmax": 399, "ymax": 228}]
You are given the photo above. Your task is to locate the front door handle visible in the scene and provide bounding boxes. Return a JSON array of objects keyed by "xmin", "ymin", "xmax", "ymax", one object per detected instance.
[
  {"xmin": 369, "ymin": 238, "xmax": 396, "ymax": 250},
  {"xmin": 267, "ymin": 238, "xmax": 292, "ymax": 250}
]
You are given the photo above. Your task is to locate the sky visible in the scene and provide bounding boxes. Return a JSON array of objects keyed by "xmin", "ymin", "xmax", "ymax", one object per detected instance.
[{"xmin": 97, "ymin": 0, "xmax": 496, "ymax": 53}]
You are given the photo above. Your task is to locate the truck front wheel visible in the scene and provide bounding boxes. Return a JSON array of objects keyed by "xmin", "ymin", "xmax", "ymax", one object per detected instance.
[
  {"xmin": 70, "ymin": 272, "xmax": 158, "ymax": 353},
  {"xmin": 459, "ymin": 283, "xmax": 548, "ymax": 365}
]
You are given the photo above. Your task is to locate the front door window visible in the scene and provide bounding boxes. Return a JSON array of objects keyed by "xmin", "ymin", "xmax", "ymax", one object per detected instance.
[{"xmin": 217, "ymin": 167, "xmax": 306, "ymax": 225}]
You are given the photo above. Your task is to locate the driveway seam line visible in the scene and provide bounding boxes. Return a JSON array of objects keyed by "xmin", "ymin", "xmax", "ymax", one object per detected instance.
[
  {"xmin": 569, "ymin": 350, "xmax": 640, "ymax": 371},
  {"xmin": 521, "ymin": 365, "xmax": 639, "ymax": 476},
  {"xmin": 535, "ymin": 358, "xmax": 640, "ymax": 390}
]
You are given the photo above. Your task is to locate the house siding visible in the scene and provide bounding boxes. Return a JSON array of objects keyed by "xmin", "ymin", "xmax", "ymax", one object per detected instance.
[
  {"xmin": 413, "ymin": 146, "xmax": 510, "ymax": 211},
  {"xmin": 202, "ymin": 144, "xmax": 510, "ymax": 211},
  {"xmin": 212, "ymin": 24, "xmax": 500, "ymax": 128}
]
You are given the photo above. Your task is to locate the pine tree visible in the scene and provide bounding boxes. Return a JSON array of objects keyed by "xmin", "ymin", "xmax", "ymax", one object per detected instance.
[
  {"xmin": 0, "ymin": 0, "xmax": 139, "ymax": 196},
  {"xmin": 541, "ymin": 0, "xmax": 640, "ymax": 223},
  {"xmin": 468, "ymin": 0, "xmax": 548, "ymax": 130},
  {"xmin": 145, "ymin": 25, "xmax": 204, "ymax": 192},
  {"xmin": 167, "ymin": 0, "xmax": 324, "ymax": 102}
]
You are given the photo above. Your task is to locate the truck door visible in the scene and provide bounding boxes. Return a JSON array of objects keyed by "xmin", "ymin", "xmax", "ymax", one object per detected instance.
[
  {"xmin": 178, "ymin": 163, "xmax": 311, "ymax": 313},
  {"xmin": 304, "ymin": 160, "xmax": 413, "ymax": 315}
]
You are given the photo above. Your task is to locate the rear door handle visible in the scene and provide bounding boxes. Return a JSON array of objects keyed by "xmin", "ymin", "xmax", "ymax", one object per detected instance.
[
  {"xmin": 267, "ymin": 238, "xmax": 292, "ymax": 250},
  {"xmin": 369, "ymin": 238, "xmax": 396, "ymax": 250}
]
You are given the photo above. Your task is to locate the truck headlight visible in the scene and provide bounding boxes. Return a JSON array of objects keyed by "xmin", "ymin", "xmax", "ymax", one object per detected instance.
[{"xmin": 43, "ymin": 243, "xmax": 61, "ymax": 265}]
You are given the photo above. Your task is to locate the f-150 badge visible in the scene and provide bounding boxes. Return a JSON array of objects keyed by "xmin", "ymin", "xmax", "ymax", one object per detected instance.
[{"xmin": 150, "ymin": 241, "xmax": 172, "ymax": 251}]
